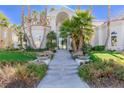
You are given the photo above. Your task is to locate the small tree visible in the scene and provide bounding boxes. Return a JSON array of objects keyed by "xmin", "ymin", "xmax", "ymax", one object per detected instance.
[
  {"xmin": 46, "ymin": 31, "xmax": 57, "ymax": 51},
  {"xmin": 17, "ymin": 29, "xmax": 24, "ymax": 49},
  {"xmin": 0, "ymin": 12, "xmax": 9, "ymax": 27}
]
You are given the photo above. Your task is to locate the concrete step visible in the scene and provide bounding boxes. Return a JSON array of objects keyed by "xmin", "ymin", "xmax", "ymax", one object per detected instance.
[
  {"xmin": 48, "ymin": 66, "xmax": 78, "ymax": 70},
  {"xmin": 49, "ymin": 63, "xmax": 78, "ymax": 67},
  {"xmin": 47, "ymin": 69, "xmax": 78, "ymax": 75}
]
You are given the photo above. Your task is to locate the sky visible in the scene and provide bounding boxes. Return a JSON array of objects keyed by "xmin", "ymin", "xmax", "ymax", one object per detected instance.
[{"xmin": 0, "ymin": 5, "xmax": 124, "ymax": 25}]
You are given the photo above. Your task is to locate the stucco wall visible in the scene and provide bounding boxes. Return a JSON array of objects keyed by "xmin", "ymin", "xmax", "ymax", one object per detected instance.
[
  {"xmin": 31, "ymin": 26, "xmax": 50, "ymax": 48},
  {"xmin": 94, "ymin": 20, "xmax": 124, "ymax": 51},
  {"xmin": 109, "ymin": 20, "xmax": 124, "ymax": 51}
]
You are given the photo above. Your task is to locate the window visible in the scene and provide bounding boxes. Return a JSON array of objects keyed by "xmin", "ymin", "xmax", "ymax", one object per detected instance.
[{"xmin": 111, "ymin": 32, "xmax": 117, "ymax": 46}]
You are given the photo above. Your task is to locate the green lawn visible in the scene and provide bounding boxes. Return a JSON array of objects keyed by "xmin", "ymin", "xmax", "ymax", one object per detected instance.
[
  {"xmin": 90, "ymin": 52, "xmax": 124, "ymax": 66},
  {"xmin": 0, "ymin": 51, "xmax": 36, "ymax": 62}
]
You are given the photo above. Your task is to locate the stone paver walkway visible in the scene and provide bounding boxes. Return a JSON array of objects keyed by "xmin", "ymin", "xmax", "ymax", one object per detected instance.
[{"xmin": 37, "ymin": 50, "xmax": 89, "ymax": 88}]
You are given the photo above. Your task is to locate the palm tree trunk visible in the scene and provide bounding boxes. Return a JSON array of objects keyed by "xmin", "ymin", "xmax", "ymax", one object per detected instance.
[
  {"xmin": 89, "ymin": 5, "xmax": 92, "ymax": 15},
  {"xmin": 27, "ymin": 5, "xmax": 36, "ymax": 49},
  {"xmin": 0, "ymin": 27, "xmax": 5, "ymax": 48},
  {"xmin": 21, "ymin": 5, "xmax": 26, "ymax": 48},
  {"xmin": 77, "ymin": 5, "xmax": 81, "ymax": 10},
  {"xmin": 78, "ymin": 35, "xmax": 83, "ymax": 51},
  {"xmin": 78, "ymin": 29, "xmax": 83, "ymax": 52},
  {"xmin": 0, "ymin": 27, "xmax": 3, "ymax": 48},
  {"xmin": 39, "ymin": 5, "xmax": 48, "ymax": 49},
  {"xmin": 105, "ymin": 5, "xmax": 111, "ymax": 48},
  {"xmin": 6, "ymin": 28, "xmax": 12, "ymax": 48},
  {"xmin": 21, "ymin": 5, "xmax": 24, "ymax": 30},
  {"xmin": 76, "ymin": 5, "xmax": 83, "ymax": 53},
  {"xmin": 21, "ymin": 5, "xmax": 32, "ymax": 48},
  {"xmin": 39, "ymin": 27, "xmax": 47, "ymax": 48},
  {"xmin": 72, "ymin": 35, "xmax": 77, "ymax": 52}
]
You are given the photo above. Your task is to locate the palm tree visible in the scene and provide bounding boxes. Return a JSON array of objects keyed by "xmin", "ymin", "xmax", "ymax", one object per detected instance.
[
  {"xmin": 39, "ymin": 5, "xmax": 48, "ymax": 48},
  {"xmin": 0, "ymin": 12, "xmax": 9, "ymax": 27},
  {"xmin": 50, "ymin": 7, "xmax": 55, "ymax": 12},
  {"xmin": 21, "ymin": 5, "xmax": 32, "ymax": 49},
  {"xmin": 12, "ymin": 24, "xmax": 24, "ymax": 49},
  {"xmin": 21, "ymin": 6, "xmax": 24, "ymax": 28},
  {"xmin": 21, "ymin": 5, "xmax": 26, "ymax": 48},
  {"xmin": 105, "ymin": 5, "xmax": 111, "ymax": 48},
  {"xmin": 60, "ymin": 18, "xmax": 79, "ymax": 52},
  {"xmin": 77, "ymin": 5, "xmax": 81, "ymax": 10},
  {"xmin": 27, "ymin": 5, "xmax": 36, "ymax": 49},
  {"xmin": 60, "ymin": 10, "xmax": 94, "ymax": 53},
  {"xmin": 0, "ymin": 12, "xmax": 10, "ymax": 48},
  {"xmin": 89, "ymin": 5, "xmax": 92, "ymax": 15},
  {"xmin": 73, "ymin": 10, "xmax": 94, "ymax": 53},
  {"xmin": 32, "ymin": 10, "xmax": 38, "ymax": 25}
]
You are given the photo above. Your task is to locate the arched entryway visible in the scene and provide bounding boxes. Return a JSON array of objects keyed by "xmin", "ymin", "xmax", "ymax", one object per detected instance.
[{"xmin": 56, "ymin": 12, "xmax": 69, "ymax": 49}]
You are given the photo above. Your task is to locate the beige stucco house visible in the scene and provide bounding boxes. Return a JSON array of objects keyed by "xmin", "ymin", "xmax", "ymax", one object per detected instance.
[{"xmin": 1, "ymin": 7, "xmax": 124, "ymax": 51}]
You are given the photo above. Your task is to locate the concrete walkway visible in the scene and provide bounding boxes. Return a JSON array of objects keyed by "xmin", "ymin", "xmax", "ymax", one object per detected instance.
[{"xmin": 37, "ymin": 50, "xmax": 89, "ymax": 88}]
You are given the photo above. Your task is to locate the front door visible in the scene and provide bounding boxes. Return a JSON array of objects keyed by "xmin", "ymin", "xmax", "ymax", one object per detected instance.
[{"xmin": 58, "ymin": 38, "xmax": 67, "ymax": 49}]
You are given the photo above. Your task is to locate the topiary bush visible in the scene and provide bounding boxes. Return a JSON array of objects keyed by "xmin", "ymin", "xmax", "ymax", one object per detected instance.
[{"xmin": 46, "ymin": 31, "xmax": 57, "ymax": 51}]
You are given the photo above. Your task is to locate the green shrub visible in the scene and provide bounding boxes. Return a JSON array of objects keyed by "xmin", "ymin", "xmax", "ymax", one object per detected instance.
[
  {"xmin": 113, "ymin": 64, "xmax": 124, "ymax": 81},
  {"xmin": 92, "ymin": 45, "xmax": 105, "ymax": 51},
  {"xmin": 79, "ymin": 52, "xmax": 124, "ymax": 87},
  {"xmin": 82, "ymin": 43, "xmax": 92, "ymax": 55},
  {"xmin": 27, "ymin": 63, "xmax": 48, "ymax": 79},
  {"xmin": 78, "ymin": 64, "xmax": 91, "ymax": 80},
  {"xmin": 15, "ymin": 63, "xmax": 48, "ymax": 87},
  {"xmin": 79, "ymin": 60, "xmax": 124, "ymax": 83},
  {"xmin": 16, "ymin": 63, "xmax": 48, "ymax": 79},
  {"xmin": 0, "ymin": 63, "xmax": 48, "ymax": 88},
  {"xmin": 0, "ymin": 61, "xmax": 27, "ymax": 67},
  {"xmin": 79, "ymin": 62, "xmax": 107, "ymax": 81},
  {"xmin": 90, "ymin": 54, "xmax": 100, "ymax": 62},
  {"xmin": 26, "ymin": 47, "xmax": 47, "ymax": 52},
  {"xmin": 16, "ymin": 64, "xmax": 30, "ymax": 81}
]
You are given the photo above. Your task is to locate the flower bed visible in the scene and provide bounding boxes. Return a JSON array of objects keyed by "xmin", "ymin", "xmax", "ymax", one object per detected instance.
[
  {"xmin": 0, "ymin": 62, "xmax": 47, "ymax": 88},
  {"xmin": 78, "ymin": 52, "xmax": 124, "ymax": 88}
]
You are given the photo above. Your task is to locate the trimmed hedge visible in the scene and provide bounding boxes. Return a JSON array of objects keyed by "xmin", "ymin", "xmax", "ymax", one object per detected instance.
[{"xmin": 92, "ymin": 45, "xmax": 105, "ymax": 51}]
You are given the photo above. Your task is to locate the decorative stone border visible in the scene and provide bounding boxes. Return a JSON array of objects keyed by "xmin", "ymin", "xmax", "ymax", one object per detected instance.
[
  {"xmin": 75, "ymin": 56, "xmax": 90, "ymax": 65},
  {"xmin": 29, "ymin": 51, "xmax": 54, "ymax": 65}
]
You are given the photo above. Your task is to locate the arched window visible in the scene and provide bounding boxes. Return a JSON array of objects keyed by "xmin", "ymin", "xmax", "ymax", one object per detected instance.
[{"xmin": 111, "ymin": 32, "xmax": 117, "ymax": 46}]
